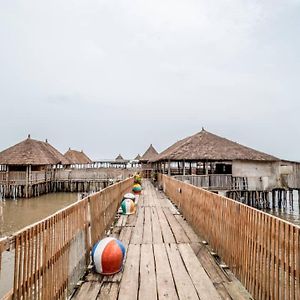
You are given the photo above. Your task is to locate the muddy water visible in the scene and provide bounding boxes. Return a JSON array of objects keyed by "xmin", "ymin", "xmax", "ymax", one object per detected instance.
[
  {"xmin": 264, "ymin": 192, "xmax": 300, "ymax": 226},
  {"xmin": 0, "ymin": 193, "xmax": 77, "ymax": 297},
  {"xmin": 0, "ymin": 193, "xmax": 77, "ymax": 237}
]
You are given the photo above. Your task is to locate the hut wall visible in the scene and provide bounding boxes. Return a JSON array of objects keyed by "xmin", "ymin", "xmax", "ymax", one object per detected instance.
[
  {"xmin": 232, "ymin": 161, "xmax": 280, "ymax": 190},
  {"xmin": 281, "ymin": 161, "xmax": 300, "ymax": 189}
]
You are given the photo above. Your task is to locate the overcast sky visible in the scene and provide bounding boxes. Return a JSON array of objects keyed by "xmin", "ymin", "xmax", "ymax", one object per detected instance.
[{"xmin": 0, "ymin": 0, "xmax": 299, "ymax": 161}]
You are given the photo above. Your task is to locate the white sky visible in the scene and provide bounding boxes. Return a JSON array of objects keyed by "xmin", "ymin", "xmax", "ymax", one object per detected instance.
[{"xmin": 0, "ymin": 0, "xmax": 300, "ymax": 160}]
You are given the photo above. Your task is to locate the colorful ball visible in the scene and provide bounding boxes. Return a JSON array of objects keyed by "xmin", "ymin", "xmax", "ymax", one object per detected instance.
[
  {"xmin": 132, "ymin": 183, "xmax": 142, "ymax": 194},
  {"xmin": 123, "ymin": 193, "xmax": 136, "ymax": 201},
  {"xmin": 92, "ymin": 237, "xmax": 125, "ymax": 275},
  {"xmin": 134, "ymin": 174, "xmax": 142, "ymax": 184},
  {"xmin": 121, "ymin": 198, "xmax": 136, "ymax": 215}
]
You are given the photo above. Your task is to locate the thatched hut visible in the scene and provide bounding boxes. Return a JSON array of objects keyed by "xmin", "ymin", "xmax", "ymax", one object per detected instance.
[
  {"xmin": 153, "ymin": 128, "xmax": 300, "ymax": 208},
  {"xmin": 0, "ymin": 135, "xmax": 68, "ymax": 198},
  {"xmin": 64, "ymin": 148, "xmax": 92, "ymax": 168},
  {"xmin": 134, "ymin": 154, "xmax": 141, "ymax": 161},
  {"xmin": 111, "ymin": 154, "xmax": 129, "ymax": 169},
  {"xmin": 140, "ymin": 144, "xmax": 159, "ymax": 178}
]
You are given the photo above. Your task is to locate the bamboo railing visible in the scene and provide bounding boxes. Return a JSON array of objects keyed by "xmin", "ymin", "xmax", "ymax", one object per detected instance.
[
  {"xmin": 0, "ymin": 177, "xmax": 133, "ymax": 300},
  {"xmin": 159, "ymin": 174, "xmax": 300, "ymax": 300}
]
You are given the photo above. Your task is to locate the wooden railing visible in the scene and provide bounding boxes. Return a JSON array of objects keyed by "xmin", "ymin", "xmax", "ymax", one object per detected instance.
[
  {"xmin": 175, "ymin": 174, "xmax": 248, "ymax": 190},
  {"xmin": 159, "ymin": 174, "xmax": 300, "ymax": 300},
  {"xmin": 0, "ymin": 177, "xmax": 133, "ymax": 300}
]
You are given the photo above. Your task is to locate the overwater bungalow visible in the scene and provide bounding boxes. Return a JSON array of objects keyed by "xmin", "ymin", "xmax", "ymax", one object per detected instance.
[
  {"xmin": 140, "ymin": 144, "xmax": 159, "ymax": 178},
  {"xmin": 64, "ymin": 148, "xmax": 92, "ymax": 168},
  {"xmin": 153, "ymin": 128, "xmax": 300, "ymax": 208},
  {"xmin": 0, "ymin": 135, "xmax": 69, "ymax": 198}
]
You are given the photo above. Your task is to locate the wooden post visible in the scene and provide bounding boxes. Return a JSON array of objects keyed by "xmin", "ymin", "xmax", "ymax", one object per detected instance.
[
  {"xmin": 272, "ymin": 190, "xmax": 276, "ymax": 208},
  {"xmin": 168, "ymin": 159, "xmax": 171, "ymax": 176},
  {"xmin": 183, "ymin": 160, "xmax": 186, "ymax": 176}
]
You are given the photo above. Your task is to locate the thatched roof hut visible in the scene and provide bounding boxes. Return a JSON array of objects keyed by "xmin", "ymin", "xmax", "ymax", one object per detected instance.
[
  {"xmin": 134, "ymin": 154, "xmax": 141, "ymax": 160},
  {"xmin": 140, "ymin": 144, "xmax": 159, "ymax": 162},
  {"xmin": 115, "ymin": 154, "xmax": 125, "ymax": 162},
  {"xmin": 0, "ymin": 136, "xmax": 69, "ymax": 166},
  {"xmin": 154, "ymin": 129, "xmax": 279, "ymax": 162},
  {"xmin": 64, "ymin": 148, "xmax": 92, "ymax": 164}
]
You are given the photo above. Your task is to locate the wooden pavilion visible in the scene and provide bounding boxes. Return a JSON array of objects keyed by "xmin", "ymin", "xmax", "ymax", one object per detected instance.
[
  {"xmin": 64, "ymin": 148, "xmax": 92, "ymax": 168},
  {"xmin": 140, "ymin": 144, "xmax": 159, "ymax": 178},
  {"xmin": 152, "ymin": 128, "xmax": 300, "ymax": 208},
  {"xmin": 0, "ymin": 135, "xmax": 69, "ymax": 198}
]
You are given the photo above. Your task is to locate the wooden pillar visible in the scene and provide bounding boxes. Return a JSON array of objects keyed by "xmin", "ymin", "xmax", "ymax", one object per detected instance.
[
  {"xmin": 289, "ymin": 190, "xmax": 294, "ymax": 209},
  {"xmin": 183, "ymin": 160, "xmax": 186, "ymax": 176},
  {"xmin": 272, "ymin": 190, "xmax": 276, "ymax": 208},
  {"xmin": 168, "ymin": 159, "xmax": 171, "ymax": 176}
]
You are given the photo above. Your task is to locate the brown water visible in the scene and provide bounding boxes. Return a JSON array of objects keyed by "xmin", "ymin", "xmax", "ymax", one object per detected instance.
[
  {"xmin": 264, "ymin": 191, "xmax": 300, "ymax": 226},
  {"xmin": 0, "ymin": 193, "xmax": 77, "ymax": 297},
  {"xmin": 0, "ymin": 192, "xmax": 77, "ymax": 237}
]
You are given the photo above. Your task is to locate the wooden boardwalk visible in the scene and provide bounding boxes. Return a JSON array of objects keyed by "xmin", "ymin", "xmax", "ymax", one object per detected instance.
[{"xmin": 71, "ymin": 181, "xmax": 251, "ymax": 300}]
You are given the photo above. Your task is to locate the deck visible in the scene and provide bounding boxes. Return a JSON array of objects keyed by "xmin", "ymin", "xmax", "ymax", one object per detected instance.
[{"xmin": 71, "ymin": 181, "xmax": 251, "ymax": 300}]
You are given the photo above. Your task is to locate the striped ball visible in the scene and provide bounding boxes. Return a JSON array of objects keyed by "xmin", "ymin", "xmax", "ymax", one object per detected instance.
[
  {"xmin": 123, "ymin": 193, "xmax": 136, "ymax": 201},
  {"xmin": 92, "ymin": 237, "xmax": 125, "ymax": 275},
  {"xmin": 121, "ymin": 198, "xmax": 136, "ymax": 215},
  {"xmin": 132, "ymin": 183, "xmax": 142, "ymax": 194}
]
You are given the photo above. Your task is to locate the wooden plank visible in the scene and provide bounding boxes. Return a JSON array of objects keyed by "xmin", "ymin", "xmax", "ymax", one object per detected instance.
[
  {"xmin": 165, "ymin": 243, "xmax": 199, "ymax": 299},
  {"xmin": 139, "ymin": 244, "xmax": 157, "ymax": 299},
  {"xmin": 126, "ymin": 213, "xmax": 137, "ymax": 227},
  {"xmin": 153, "ymin": 244, "xmax": 178, "ymax": 300},
  {"xmin": 151, "ymin": 207, "xmax": 163, "ymax": 244},
  {"xmin": 130, "ymin": 207, "xmax": 144, "ymax": 245},
  {"xmin": 156, "ymin": 207, "xmax": 175, "ymax": 244},
  {"xmin": 72, "ymin": 282, "xmax": 101, "ymax": 300},
  {"xmin": 143, "ymin": 207, "xmax": 152, "ymax": 244},
  {"xmin": 163, "ymin": 208, "xmax": 189, "ymax": 243},
  {"xmin": 178, "ymin": 244, "xmax": 221, "ymax": 300},
  {"xmin": 174, "ymin": 215, "xmax": 200, "ymax": 243},
  {"xmin": 118, "ymin": 244, "xmax": 140, "ymax": 300},
  {"xmin": 97, "ymin": 282, "xmax": 119, "ymax": 300},
  {"xmin": 115, "ymin": 215, "xmax": 128, "ymax": 227}
]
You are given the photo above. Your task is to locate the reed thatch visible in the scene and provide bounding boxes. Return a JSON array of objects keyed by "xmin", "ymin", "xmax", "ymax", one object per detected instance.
[
  {"xmin": 140, "ymin": 144, "xmax": 159, "ymax": 162},
  {"xmin": 115, "ymin": 154, "xmax": 125, "ymax": 161},
  {"xmin": 0, "ymin": 136, "xmax": 69, "ymax": 165},
  {"xmin": 64, "ymin": 148, "xmax": 92, "ymax": 164},
  {"xmin": 134, "ymin": 154, "xmax": 141, "ymax": 160},
  {"xmin": 154, "ymin": 129, "xmax": 280, "ymax": 162}
]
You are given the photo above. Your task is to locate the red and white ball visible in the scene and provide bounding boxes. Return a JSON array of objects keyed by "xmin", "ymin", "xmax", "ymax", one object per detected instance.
[{"xmin": 92, "ymin": 237, "xmax": 125, "ymax": 275}]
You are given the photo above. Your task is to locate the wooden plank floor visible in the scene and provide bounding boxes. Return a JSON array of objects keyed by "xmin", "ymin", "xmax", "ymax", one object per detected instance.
[{"xmin": 71, "ymin": 180, "xmax": 252, "ymax": 300}]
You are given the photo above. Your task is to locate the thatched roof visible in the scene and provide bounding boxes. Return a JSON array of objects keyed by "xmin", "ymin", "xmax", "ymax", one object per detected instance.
[
  {"xmin": 64, "ymin": 148, "xmax": 92, "ymax": 164},
  {"xmin": 154, "ymin": 129, "xmax": 280, "ymax": 162},
  {"xmin": 0, "ymin": 136, "xmax": 69, "ymax": 165},
  {"xmin": 134, "ymin": 154, "xmax": 141, "ymax": 160},
  {"xmin": 140, "ymin": 144, "xmax": 159, "ymax": 162},
  {"xmin": 115, "ymin": 154, "xmax": 125, "ymax": 161}
]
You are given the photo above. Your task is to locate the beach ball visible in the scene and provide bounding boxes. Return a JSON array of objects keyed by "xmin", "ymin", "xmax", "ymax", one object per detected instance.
[
  {"xmin": 121, "ymin": 198, "xmax": 136, "ymax": 215},
  {"xmin": 134, "ymin": 174, "xmax": 142, "ymax": 184},
  {"xmin": 132, "ymin": 183, "xmax": 142, "ymax": 194},
  {"xmin": 92, "ymin": 237, "xmax": 125, "ymax": 275},
  {"xmin": 123, "ymin": 193, "xmax": 136, "ymax": 201}
]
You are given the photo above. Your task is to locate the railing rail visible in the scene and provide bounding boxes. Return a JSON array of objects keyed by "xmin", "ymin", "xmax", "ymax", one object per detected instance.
[
  {"xmin": 159, "ymin": 174, "xmax": 300, "ymax": 300},
  {"xmin": 175, "ymin": 174, "xmax": 248, "ymax": 190},
  {"xmin": 0, "ymin": 177, "xmax": 133, "ymax": 300}
]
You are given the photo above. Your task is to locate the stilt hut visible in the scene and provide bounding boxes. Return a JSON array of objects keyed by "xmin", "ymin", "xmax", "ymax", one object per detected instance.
[
  {"xmin": 64, "ymin": 148, "xmax": 92, "ymax": 169},
  {"xmin": 131, "ymin": 154, "xmax": 142, "ymax": 168},
  {"xmin": 111, "ymin": 154, "xmax": 129, "ymax": 169},
  {"xmin": 140, "ymin": 144, "xmax": 159, "ymax": 178},
  {"xmin": 0, "ymin": 135, "xmax": 68, "ymax": 198},
  {"xmin": 153, "ymin": 128, "xmax": 300, "ymax": 208}
]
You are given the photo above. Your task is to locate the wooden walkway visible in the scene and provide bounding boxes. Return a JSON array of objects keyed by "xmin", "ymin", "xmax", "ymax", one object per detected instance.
[{"xmin": 71, "ymin": 181, "xmax": 252, "ymax": 300}]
